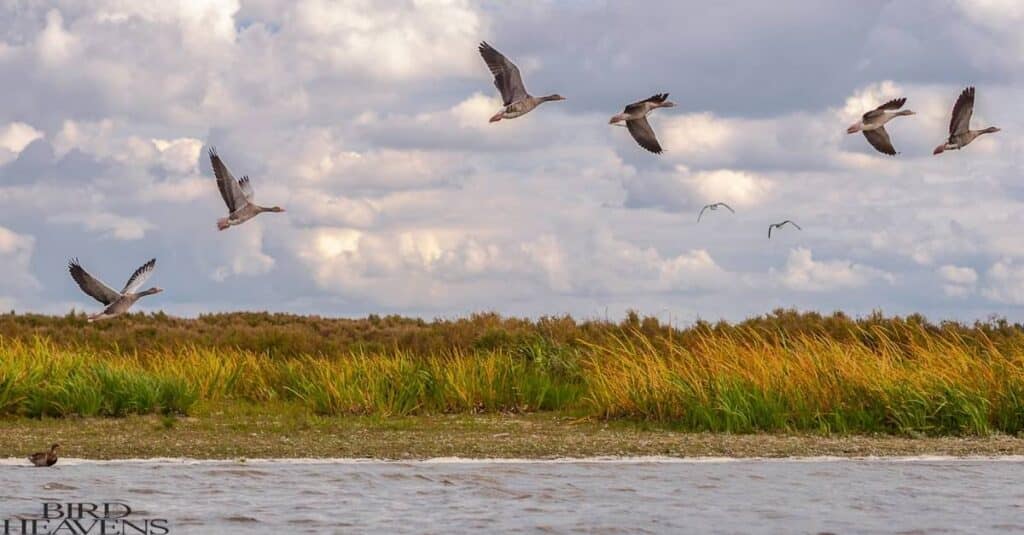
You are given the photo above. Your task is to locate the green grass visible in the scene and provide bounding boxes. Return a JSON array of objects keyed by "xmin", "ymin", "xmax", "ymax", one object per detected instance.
[{"xmin": 3, "ymin": 310, "xmax": 1024, "ymax": 436}]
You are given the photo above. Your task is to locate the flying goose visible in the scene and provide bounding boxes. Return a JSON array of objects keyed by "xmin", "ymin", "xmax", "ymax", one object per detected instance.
[
  {"xmin": 697, "ymin": 202, "xmax": 735, "ymax": 222},
  {"xmin": 209, "ymin": 147, "xmax": 285, "ymax": 230},
  {"xmin": 478, "ymin": 41, "xmax": 565, "ymax": 123},
  {"xmin": 28, "ymin": 444, "xmax": 59, "ymax": 467},
  {"xmin": 934, "ymin": 87, "xmax": 1000, "ymax": 154},
  {"xmin": 768, "ymin": 220, "xmax": 801, "ymax": 239},
  {"xmin": 609, "ymin": 93, "xmax": 675, "ymax": 154},
  {"xmin": 69, "ymin": 258, "xmax": 162, "ymax": 322},
  {"xmin": 846, "ymin": 97, "xmax": 915, "ymax": 155}
]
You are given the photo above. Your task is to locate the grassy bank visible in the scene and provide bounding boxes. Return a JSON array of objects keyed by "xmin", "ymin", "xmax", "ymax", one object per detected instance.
[
  {"xmin": 4, "ymin": 310, "xmax": 1024, "ymax": 436},
  {"xmin": 4, "ymin": 402, "xmax": 1024, "ymax": 459}
]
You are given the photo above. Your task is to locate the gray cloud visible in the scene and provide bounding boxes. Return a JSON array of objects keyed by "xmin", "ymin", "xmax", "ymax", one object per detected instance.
[{"xmin": 0, "ymin": 0, "xmax": 1022, "ymax": 323}]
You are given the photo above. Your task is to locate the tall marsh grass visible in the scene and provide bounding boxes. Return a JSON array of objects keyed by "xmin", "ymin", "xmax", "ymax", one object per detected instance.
[{"xmin": 4, "ymin": 310, "xmax": 1024, "ymax": 435}]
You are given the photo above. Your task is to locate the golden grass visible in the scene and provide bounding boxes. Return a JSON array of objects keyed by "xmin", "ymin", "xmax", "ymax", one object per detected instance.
[{"xmin": 3, "ymin": 311, "xmax": 1024, "ymax": 436}]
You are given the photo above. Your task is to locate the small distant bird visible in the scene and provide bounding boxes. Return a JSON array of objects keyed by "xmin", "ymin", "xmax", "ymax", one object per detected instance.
[
  {"xmin": 933, "ymin": 87, "xmax": 1000, "ymax": 155},
  {"xmin": 697, "ymin": 202, "xmax": 735, "ymax": 222},
  {"xmin": 768, "ymin": 220, "xmax": 802, "ymax": 239},
  {"xmin": 478, "ymin": 42, "xmax": 565, "ymax": 123},
  {"xmin": 846, "ymin": 97, "xmax": 915, "ymax": 155},
  {"xmin": 609, "ymin": 93, "xmax": 675, "ymax": 154},
  {"xmin": 209, "ymin": 148, "xmax": 285, "ymax": 230},
  {"xmin": 69, "ymin": 258, "xmax": 162, "ymax": 322},
  {"xmin": 28, "ymin": 444, "xmax": 59, "ymax": 467}
]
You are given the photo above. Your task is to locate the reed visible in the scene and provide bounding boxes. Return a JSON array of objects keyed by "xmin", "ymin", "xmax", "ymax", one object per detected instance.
[{"xmin": 3, "ymin": 310, "xmax": 1024, "ymax": 435}]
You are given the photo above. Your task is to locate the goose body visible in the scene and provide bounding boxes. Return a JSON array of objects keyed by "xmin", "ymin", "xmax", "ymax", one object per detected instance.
[
  {"xmin": 846, "ymin": 97, "xmax": 915, "ymax": 155},
  {"xmin": 478, "ymin": 42, "xmax": 565, "ymax": 122},
  {"xmin": 69, "ymin": 258, "xmax": 163, "ymax": 322},
  {"xmin": 934, "ymin": 87, "xmax": 1000, "ymax": 154},
  {"xmin": 28, "ymin": 444, "xmax": 59, "ymax": 467},
  {"xmin": 609, "ymin": 93, "xmax": 675, "ymax": 154},
  {"xmin": 209, "ymin": 148, "xmax": 285, "ymax": 230}
]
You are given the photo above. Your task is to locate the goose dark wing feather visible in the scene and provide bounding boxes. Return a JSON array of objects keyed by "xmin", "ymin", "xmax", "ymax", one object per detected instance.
[
  {"xmin": 68, "ymin": 259, "xmax": 121, "ymax": 305},
  {"xmin": 209, "ymin": 147, "xmax": 247, "ymax": 213},
  {"xmin": 625, "ymin": 117, "xmax": 663, "ymax": 154},
  {"xmin": 863, "ymin": 127, "xmax": 897, "ymax": 155},
  {"xmin": 624, "ymin": 93, "xmax": 669, "ymax": 114},
  {"xmin": 949, "ymin": 87, "xmax": 975, "ymax": 136},
  {"xmin": 478, "ymin": 42, "xmax": 528, "ymax": 106},
  {"xmin": 122, "ymin": 258, "xmax": 156, "ymax": 294},
  {"xmin": 862, "ymin": 97, "xmax": 906, "ymax": 120}
]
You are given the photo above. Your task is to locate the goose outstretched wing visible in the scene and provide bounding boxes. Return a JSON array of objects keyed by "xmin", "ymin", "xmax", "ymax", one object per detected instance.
[
  {"xmin": 624, "ymin": 93, "xmax": 669, "ymax": 115},
  {"xmin": 478, "ymin": 42, "xmax": 528, "ymax": 106},
  {"xmin": 122, "ymin": 258, "xmax": 156, "ymax": 294},
  {"xmin": 863, "ymin": 127, "xmax": 897, "ymax": 155},
  {"xmin": 626, "ymin": 117, "xmax": 663, "ymax": 154},
  {"xmin": 949, "ymin": 87, "xmax": 975, "ymax": 137},
  {"xmin": 68, "ymin": 259, "xmax": 121, "ymax": 305},
  {"xmin": 209, "ymin": 147, "xmax": 248, "ymax": 213},
  {"xmin": 238, "ymin": 175, "xmax": 255, "ymax": 201},
  {"xmin": 862, "ymin": 97, "xmax": 906, "ymax": 121}
]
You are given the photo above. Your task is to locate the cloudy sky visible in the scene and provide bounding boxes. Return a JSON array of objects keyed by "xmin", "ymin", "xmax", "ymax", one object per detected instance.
[{"xmin": 1, "ymin": 0, "xmax": 1022, "ymax": 323}]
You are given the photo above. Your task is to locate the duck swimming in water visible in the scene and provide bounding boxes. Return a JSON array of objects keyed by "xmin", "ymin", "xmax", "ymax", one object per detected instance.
[{"xmin": 28, "ymin": 444, "xmax": 59, "ymax": 467}]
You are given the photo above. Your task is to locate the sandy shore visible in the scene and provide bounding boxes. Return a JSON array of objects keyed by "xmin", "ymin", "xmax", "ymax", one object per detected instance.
[{"xmin": 3, "ymin": 404, "xmax": 1024, "ymax": 460}]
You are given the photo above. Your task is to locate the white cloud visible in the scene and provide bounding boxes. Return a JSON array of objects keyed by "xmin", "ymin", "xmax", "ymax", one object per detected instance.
[
  {"xmin": 776, "ymin": 248, "xmax": 893, "ymax": 292},
  {"xmin": 48, "ymin": 211, "xmax": 154, "ymax": 241},
  {"xmin": 0, "ymin": 122, "xmax": 44, "ymax": 153},
  {"xmin": 3, "ymin": 2, "xmax": 1024, "ymax": 321},
  {"xmin": 211, "ymin": 223, "xmax": 275, "ymax": 281},
  {"xmin": 0, "ymin": 226, "xmax": 40, "ymax": 299},
  {"xmin": 983, "ymin": 260, "xmax": 1024, "ymax": 304},
  {"xmin": 939, "ymin": 264, "xmax": 977, "ymax": 298}
]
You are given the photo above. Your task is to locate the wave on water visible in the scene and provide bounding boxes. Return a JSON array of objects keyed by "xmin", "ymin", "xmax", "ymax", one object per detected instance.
[{"xmin": 3, "ymin": 455, "xmax": 1024, "ymax": 466}]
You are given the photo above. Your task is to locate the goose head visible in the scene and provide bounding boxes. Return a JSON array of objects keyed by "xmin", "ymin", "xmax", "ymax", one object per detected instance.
[
  {"xmin": 542, "ymin": 94, "xmax": 566, "ymax": 102},
  {"xmin": 846, "ymin": 122, "xmax": 863, "ymax": 134},
  {"xmin": 983, "ymin": 126, "xmax": 1001, "ymax": 134},
  {"xmin": 933, "ymin": 144, "xmax": 946, "ymax": 155},
  {"xmin": 270, "ymin": 206, "xmax": 286, "ymax": 213},
  {"xmin": 50, "ymin": 444, "xmax": 60, "ymax": 451}
]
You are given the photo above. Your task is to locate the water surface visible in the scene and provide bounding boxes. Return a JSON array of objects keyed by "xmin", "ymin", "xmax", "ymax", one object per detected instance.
[{"xmin": 2, "ymin": 457, "xmax": 1022, "ymax": 533}]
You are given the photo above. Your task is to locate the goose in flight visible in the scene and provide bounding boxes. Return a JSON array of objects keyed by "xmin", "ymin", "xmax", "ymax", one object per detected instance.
[
  {"xmin": 934, "ymin": 87, "xmax": 1000, "ymax": 155},
  {"xmin": 609, "ymin": 93, "xmax": 675, "ymax": 154},
  {"xmin": 478, "ymin": 42, "xmax": 565, "ymax": 123},
  {"xmin": 697, "ymin": 202, "xmax": 735, "ymax": 222},
  {"xmin": 209, "ymin": 148, "xmax": 285, "ymax": 230},
  {"xmin": 768, "ymin": 220, "xmax": 801, "ymax": 239},
  {"xmin": 846, "ymin": 97, "xmax": 915, "ymax": 155},
  {"xmin": 69, "ymin": 258, "xmax": 162, "ymax": 322},
  {"xmin": 28, "ymin": 444, "xmax": 59, "ymax": 467}
]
